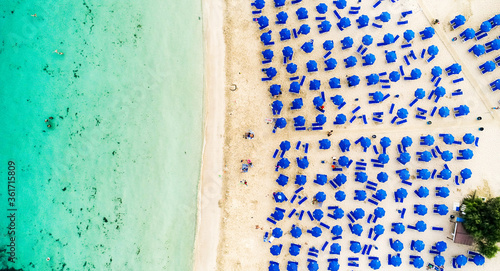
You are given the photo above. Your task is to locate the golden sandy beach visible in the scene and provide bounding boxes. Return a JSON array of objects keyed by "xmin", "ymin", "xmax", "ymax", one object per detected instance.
[{"xmin": 195, "ymin": 0, "xmax": 500, "ymax": 270}]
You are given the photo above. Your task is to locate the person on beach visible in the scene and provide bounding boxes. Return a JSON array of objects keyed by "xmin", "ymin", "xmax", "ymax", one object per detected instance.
[
  {"xmin": 54, "ymin": 50, "xmax": 63, "ymax": 55},
  {"xmin": 31, "ymin": 14, "xmax": 37, "ymax": 17},
  {"xmin": 327, "ymin": 130, "xmax": 333, "ymax": 136}
]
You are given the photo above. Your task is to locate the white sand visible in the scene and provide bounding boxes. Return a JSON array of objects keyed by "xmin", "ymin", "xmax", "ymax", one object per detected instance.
[{"xmin": 207, "ymin": 0, "xmax": 500, "ymax": 270}]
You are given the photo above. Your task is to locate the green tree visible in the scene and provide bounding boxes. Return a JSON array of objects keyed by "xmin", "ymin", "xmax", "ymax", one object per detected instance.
[{"xmin": 463, "ymin": 193, "xmax": 500, "ymax": 258}]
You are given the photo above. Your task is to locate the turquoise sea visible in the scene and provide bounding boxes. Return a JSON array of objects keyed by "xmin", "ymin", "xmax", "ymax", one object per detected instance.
[{"xmin": 0, "ymin": 0, "xmax": 204, "ymax": 270}]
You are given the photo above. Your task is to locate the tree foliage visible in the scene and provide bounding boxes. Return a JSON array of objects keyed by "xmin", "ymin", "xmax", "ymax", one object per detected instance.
[{"xmin": 463, "ymin": 193, "xmax": 500, "ymax": 258}]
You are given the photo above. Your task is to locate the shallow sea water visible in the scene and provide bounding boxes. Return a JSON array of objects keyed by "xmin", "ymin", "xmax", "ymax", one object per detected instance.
[{"xmin": 0, "ymin": 0, "xmax": 204, "ymax": 270}]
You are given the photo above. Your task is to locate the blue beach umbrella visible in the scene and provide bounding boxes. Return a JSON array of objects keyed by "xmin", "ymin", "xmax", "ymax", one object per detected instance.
[
  {"xmin": 463, "ymin": 28, "xmax": 475, "ymax": 40},
  {"xmin": 437, "ymin": 205, "xmax": 449, "ymax": 215},
  {"xmin": 289, "ymin": 244, "xmax": 301, "ymax": 256},
  {"xmin": 272, "ymin": 209, "xmax": 284, "ymax": 221},
  {"xmin": 461, "ymin": 168, "xmax": 472, "ymax": 179},
  {"xmin": 261, "ymin": 32, "xmax": 272, "ymax": 44},
  {"xmin": 335, "ymin": 114, "xmax": 347, "ymax": 124},
  {"xmin": 291, "ymin": 98, "xmax": 302, "ymax": 110},
  {"xmin": 415, "ymin": 204, "xmax": 428, "ymax": 215},
  {"xmin": 323, "ymin": 40, "xmax": 334, "ymax": 50},
  {"xmin": 337, "ymin": 17, "xmax": 351, "ymax": 30},
  {"xmin": 313, "ymin": 209, "xmax": 323, "ymax": 221},
  {"xmin": 435, "ymin": 86, "xmax": 446, "ymax": 98},
  {"xmin": 390, "ymin": 255, "xmax": 402, "ymax": 267},
  {"xmin": 374, "ymin": 224, "xmax": 385, "ymax": 235},
  {"xmin": 397, "ymin": 108, "xmax": 409, "ymax": 119},
  {"xmin": 437, "ymin": 187, "xmax": 450, "ymax": 198},
  {"xmin": 315, "ymin": 192, "xmax": 326, "ymax": 202},
  {"xmin": 363, "ymin": 53, "xmax": 376, "ymax": 65},
  {"xmin": 379, "ymin": 11, "xmax": 391, "ymax": 22},
  {"xmin": 362, "ymin": 35, "xmax": 373, "ymax": 46},
  {"xmin": 415, "ymin": 220, "xmax": 427, "ymax": 232},
  {"xmin": 463, "ymin": 133, "xmax": 475, "ymax": 144},
  {"xmin": 315, "ymin": 174, "xmax": 327, "ymax": 185},
  {"xmin": 328, "ymin": 260, "xmax": 340, "ymax": 271},
  {"xmin": 440, "ymin": 168, "xmax": 452, "ymax": 180},
  {"xmin": 287, "ymin": 262, "xmax": 298, "ymax": 271},
  {"xmin": 301, "ymin": 42, "xmax": 314, "ymax": 53},
  {"xmin": 420, "ymin": 151, "xmax": 432, "ymax": 162},
  {"xmin": 347, "ymin": 75, "xmax": 360, "ymax": 87},
  {"xmin": 295, "ymin": 175, "xmax": 306, "ymax": 185},
  {"xmin": 367, "ymin": 73, "xmax": 380, "ymax": 85},
  {"xmin": 457, "ymin": 105, "xmax": 470, "ymax": 116},
  {"xmin": 441, "ymin": 151, "xmax": 453, "ymax": 161},
  {"xmin": 448, "ymin": 63, "xmax": 462, "ymax": 75},
  {"xmin": 296, "ymin": 7, "xmax": 308, "ymax": 20},
  {"xmin": 357, "ymin": 14, "xmax": 369, "ymax": 27},
  {"xmin": 274, "ymin": 0, "xmax": 285, "ymax": 7},
  {"xmin": 472, "ymin": 44, "xmax": 486, "ymax": 56},
  {"xmin": 335, "ymin": 0, "xmax": 347, "ymax": 9},
  {"xmin": 329, "ymin": 77, "xmax": 340, "ymax": 88},
  {"xmin": 276, "ymin": 11, "xmax": 288, "ymax": 23},
  {"xmin": 351, "ymin": 224, "xmax": 363, "ymax": 236},
  {"xmin": 286, "ymin": 63, "xmax": 297, "ymax": 74},
  {"xmin": 338, "ymin": 156, "xmax": 350, "ymax": 167},
  {"xmin": 274, "ymin": 192, "xmax": 287, "ymax": 203},
  {"xmin": 263, "ymin": 49, "xmax": 274, "ymax": 60},
  {"xmin": 316, "ymin": 114, "xmax": 327, "ymax": 125},
  {"xmin": 389, "ymin": 71, "xmax": 400, "ymax": 82},
  {"xmin": 442, "ymin": 134, "xmax": 455, "ymax": 145},
  {"xmin": 421, "ymin": 27, "xmax": 435, "ymax": 39},
  {"xmin": 428, "ymin": 45, "xmax": 439, "ymax": 56},
  {"xmin": 398, "ymin": 152, "xmax": 411, "ymax": 165},
  {"xmin": 330, "ymin": 241, "xmax": 342, "ymax": 251},
  {"xmin": 335, "ymin": 191, "xmax": 346, "ymax": 202},
  {"xmin": 377, "ymin": 172, "xmax": 388, "ymax": 183},
  {"xmin": 297, "ymin": 157, "xmax": 309, "ymax": 169},
  {"xmin": 452, "ymin": 14, "xmax": 466, "ymax": 27},
  {"xmin": 350, "ymin": 242, "xmax": 362, "ymax": 253},
  {"xmin": 374, "ymin": 207, "xmax": 386, "ymax": 218},
  {"xmin": 413, "ymin": 257, "xmax": 424, "ymax": 268},
  {"xmin": 272, "ymin": 228, "xmax": 283, "ymax": 238},
  {"xmin": 277, "ymin": 158, "xmax": 290, "ymax": 170},
  {"xmin": 369, "ymin": 259, "xmax": 381, "ymax": 270},
  {"xmin": 309, "ymin": 227, "xmax": 322, "ymax": 237},
  {"xmin": 383, "ymin": 33, "xmax": 395, "ymax": 44},
  {"xmin": 413, "ymin": 240, "xmax": 425, "ymax": 252},
  {"xmin": 269, "ymin": 262, "xmax": 279, "ymax": 271},
  {"xmin": 257, "ymin": 16, "xmax": 269, "ymax": 29},
  {"xmin": 492, "ymin": 14, "xmax": 500, "ymax": 26},
  {"xmin": 269, "ymin": 85, "xmax": 281, "ymax": 97},
  {"xmin": 439, "ymin": 106, "xmax": 450, "ymax": 117},
  {"xmin": 461, "ymin": 148, "xmax": 474, "ymax": 159},
  {"xmin": 344, "ymin": 56, "xmax": 357, "ymax": 68},
  {"xmin": 339, "ymin": 139, "xmax": 351, "ymax": 152},
  {"xmin": 316, "ymin": 3, "xmax": 328, "ymax": 14},
  {"xmin": 353, "ymin": 208, "xmax": 365, "ymax": 220},
  {"xmin": 386, "ymin": 51, "xmax": 397, "ymax": 63},
  {"xmin": 294, "ymin": 116, "xmax": 305, "ymax": 126},
  {"xmin": 299, "ymin": 24, "xmax": 311, "ymax": 35},
  {"xmin": 411, "ymin": 68, "xmax": 422, "ymax": 79},
  {"xmin": 355, "ymin": 190, "xmax": 367, "ymax": 201},
  {"xmin": 253, "ymin": 0, "xmax": 265, "ymax": 9},
  {"xmin": 399, "ymin": 169, "xmax": 410, "ymax": 181},
  {"xmin": 490, "ymin": 39, "xmax": 500, "ymax": 50},
  {"xmin": 289, "ymin": 82, "xmax": 300, "ymax": 94},
  {"xmin": 374, "ymin": 189, "xmax": 387, "ymax": 201},
  {"xmin": 455, "ymin": 255, "xmax": 467, "ymax": 268},
  {"xmin": 418, "ymin": 169, "xmax": 430, "ymax": 180},
  {"xmin": 333, "ymin": 207, "xmax": 344, "ymax": 219},
  {"xmin": 272, "ymin": 100, "xmax": 283, "ymax": 113},
  {"xmin": 325, "ymin": 58, "xmax": 337, "ymax": 70},
  {"xmin": 319, "ymin": 139, "xmax": 331, "ymax": 149},
  {"xmin": 483, "ymin": 61, "xmax": 497, "ymax": 73},
  {"xmin": 401, "ymin": 136, "xmax": 413, "ymax": 147},
  {"xmin": 275, "ymin": 117, "xmax": 287, "ymax": 129},
  {"xmin": 356, "ymin": 171, "xmax": 368, "ymax": 183},
  {"xmin": 360, "ymin": 137, "xmax": 372, "ymax": 150},
  {"xmin": 434, "ymin": 255, "xmax": 445, "ymax": 266},
  {"xmin": 291, "ymin": 226, "xmax": 302, "ymax": 238},
  {"xmin": 313, "ymin": 96, "xmax": 324, "ymax": 107},
  {"xmin": 266, "ymin": 67, "xmax": 277, "ymax": 78},
  {"xmin": 378, "ymin": 153, "xmax": 389, "ymax": 164},
  {"xmin": 372, "ymin": 92, "xmax": 384, "ymax": 103},
  {"xmin": 307, "ymin": 261, "xmax": 318, "ymax": 271},
  {"xmin": 380, "ymin": 137, "xmax": 391, "ymax": 148},
  {"xmin": 393, "ymin": 223, "xmax": 405, "ymax": 235},
  {"xmin": 396, "ymin": 188, "xmax": 408, "ymax": 199},
  {"xmin": 473, "ymin": 255, "xmax": 485, "ymax": 266},
  {"xmin": 283, "ymin": 46, "xmax": 293, "ymax": 58},
  {"xmin": 341, "ymin": 36, "xmax": 354, "ymax": 48},
  {"xmin": 481, "ymin": 21, "xmax": 492, "ymax": 32},
  {"xmin": 334, "ymin": 174, "xmax": 347, "ymax": 186},
  {"xmin": 423, "ymin": 135, "xmax": 435, "ymax": 146},
  {"xmin": 404, "ymin": 29, "xmax": 415, "ymax": 42},
  {"xmin": 276, "ymin": 174, "xmax": 289, "ymax": 186},
  {"xmin": 307, "ymin": 60, "xmax": 318, "ymax": 72},
  {"xmin": 416, "ymin": 186, "xmax": 429, "ymax": 198},
  {"xmin": 279, "ymin": 28, "xmax": 291, "ymax": 40},
  {"xmin": 415, "ymin": 88, "xmax": 425, "ymax": 99},
  {"xmin": 391, "ymin": 239, "xmax": 404, "ymax": 251},
  {"xmin": 432, "ymin": 66, "xmax": 443, "ymax": 77}
]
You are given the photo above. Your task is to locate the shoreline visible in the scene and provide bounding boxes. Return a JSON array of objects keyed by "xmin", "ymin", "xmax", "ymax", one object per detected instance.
[{"xmin": 193, "ymin": 0, "xmax": 226, "ymax": 270}]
